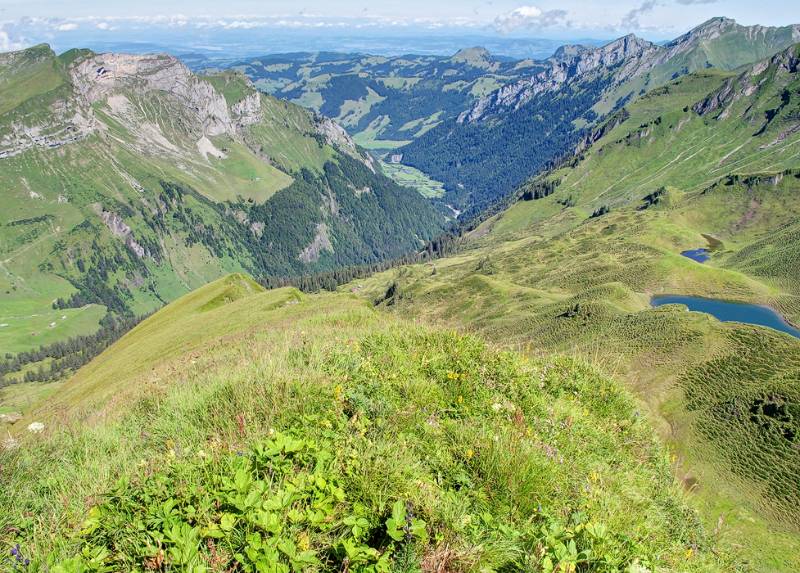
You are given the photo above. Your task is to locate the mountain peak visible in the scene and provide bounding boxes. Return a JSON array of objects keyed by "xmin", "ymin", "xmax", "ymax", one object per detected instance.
[
  {"xmin": 595, "ymin": 34, "xmax": 658, "ymax": 61},
  {"xmin": 451, "ymin": 46, "xmax": 494, "ymax": 68},
  {"xmin": 552, "ymin": 44, "xmax": 588, "ymax": 61},
  {"xmin": 668, "ymin": 16, "xmax": 740, "ymax": 48},
  {"xmin": 0, "ymin": 43, "xmax": 56, "ymax": 64}
]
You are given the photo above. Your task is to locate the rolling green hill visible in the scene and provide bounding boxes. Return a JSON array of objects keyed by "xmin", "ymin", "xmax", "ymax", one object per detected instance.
[
  {"xmin": 0, "ymin": 45, "xmax": 446, "ymax": 363},
  {"xmin": 0, "ymin": 274, "xmax": 730, "ymax": 571}
]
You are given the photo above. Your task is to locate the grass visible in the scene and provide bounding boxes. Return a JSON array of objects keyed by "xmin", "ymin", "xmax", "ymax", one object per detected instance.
[
  {"xmin": 206, "ymin": 139, "xmax": 294, "ymax": 203},
  {"xmin": 1, "ymin": 275, "xmax": 730, "ymax": 571},
  {"xmin": 353, "ymin": 117, "xmax": 411, "ymax": 150},
  {"xmin": 0, "ymin": 304, "xmax": 106, "ymax": 356},
  {"xmin": 0, "ymin": 44, "xmax": 66, "ymax": 117},
  {"xmin": 0, "ymin": 379, "xmax": 65, "ymax": 415},
  {"xmin": 201, "ymin": 71, "xmax": 253, "ymax": 107},
  {"xmin": 379, "ymin": 162, "xmax": 446, "ymax": 199}
]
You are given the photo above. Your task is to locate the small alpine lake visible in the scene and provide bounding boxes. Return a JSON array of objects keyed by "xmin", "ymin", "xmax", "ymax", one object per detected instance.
[
  {"xmin": 680, "ymin": 248, "xmax": 710, "ymax": 263},
  {"xmin": 651, "ymin": 295, "xmax": 800, "ymax": 339}
]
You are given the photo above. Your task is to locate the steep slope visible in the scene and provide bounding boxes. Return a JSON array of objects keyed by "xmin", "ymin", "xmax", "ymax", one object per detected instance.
[
  {"xmin": 351, "ymin": 45, "xmax": 800, "ymax": 571},
  {"xmin": 0, "ymin": 45, "xmax": 445, "ymax": 356},
  {"xmin": 1, "ymin": 274, "xmax": 728, "ymax": 571},
  {"xmin": 402, "ymin": 18, "xmax": 800, "ymax": 213}
]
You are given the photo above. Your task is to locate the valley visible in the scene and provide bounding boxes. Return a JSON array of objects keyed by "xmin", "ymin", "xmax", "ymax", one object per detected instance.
[{"xmin": 1, "ymin": 11, "xmax": 800, "ymax": 573}]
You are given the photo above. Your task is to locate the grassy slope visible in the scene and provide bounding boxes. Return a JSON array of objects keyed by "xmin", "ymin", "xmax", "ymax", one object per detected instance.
[
  {"xmin": 1, "ymin": 274, "xmax": 729, "ymax": 572},
  {"xmin": 379, "ymin": 161, "xmax": 446, "ymax": 199},
  {"xmin": 348, "ymin": 58, "xmax": 800, "ymax": 571}
]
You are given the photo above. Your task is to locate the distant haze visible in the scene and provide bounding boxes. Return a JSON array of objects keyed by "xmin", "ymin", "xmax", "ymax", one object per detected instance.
[{"xmin": 1, "ymin": 0, "xmax": 798, "ymax": 57}]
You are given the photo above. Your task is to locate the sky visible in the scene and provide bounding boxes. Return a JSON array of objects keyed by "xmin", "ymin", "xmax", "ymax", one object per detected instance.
[{"xmin": 1, "ymin": 0, "xmax": 798, "ymax": 56}]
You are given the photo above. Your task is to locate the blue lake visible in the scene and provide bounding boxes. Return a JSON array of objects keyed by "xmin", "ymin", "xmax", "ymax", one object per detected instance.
[
  {"xmin": 681, "ymin": 248, "xmax": 710, "ymax": 263},
  {"xmin": 651, "ymin": 295, "xmax": 800, "ymax": 339}
]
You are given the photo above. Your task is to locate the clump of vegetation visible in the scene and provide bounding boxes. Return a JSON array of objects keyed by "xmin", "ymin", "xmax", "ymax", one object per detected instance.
[
  {"xmin": 521, "ymin": 179, "xmax": 560, "ymax": 202},
  {"xmin": 638, "ymin": 187, "xmax": 668, "ymax": 210}
]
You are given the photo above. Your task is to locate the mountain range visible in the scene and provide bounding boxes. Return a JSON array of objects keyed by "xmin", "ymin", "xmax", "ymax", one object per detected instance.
[
  {"xmin": 0, "ymin": 44, "xmax": 445, "ymax": 352},
  {"xmin": 237, "ymin": 17, "xmax": 800, "ymax": 214},
  {"xmin": 1, "ymin": 17, "xmax": 800, "ymax": 573}
]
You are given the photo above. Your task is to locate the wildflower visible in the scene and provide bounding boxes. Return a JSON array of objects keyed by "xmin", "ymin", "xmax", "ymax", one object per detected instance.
[
  {"xmin": 457, "ymin": 395, "xmax": 464, "ymax": 404},
  {"xmin": 297, "ymin": 532, "xmax": 311, "ymax": 552},
  {"xmin": 685, "ymin": 548, "xmax": 694, "ymax": 559},
  {"xmin": 465, "ymin": 448, "xmax": 474, "ymax": 460},
  {"xmin": 27, "ymin": 422, "xmax": 45, "ymax": 433}
]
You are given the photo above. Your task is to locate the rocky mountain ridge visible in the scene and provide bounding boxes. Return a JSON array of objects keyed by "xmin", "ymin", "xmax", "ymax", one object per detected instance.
[
  {"xmin": 460, "ymin": 17, "xmax": 800, "ymax": 124},
  {"xmin": 0, "ymin": 46, "xmax": 369, "ymax": 169},
  {"xmin": 460, "ymin": 34, "xmax": 658, "ymax": 123}
]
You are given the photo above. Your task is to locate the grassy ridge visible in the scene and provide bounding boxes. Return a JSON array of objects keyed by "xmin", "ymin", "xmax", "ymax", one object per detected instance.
[{"xmin": 0, "ymin": 275, "xmax": 728, "ymax": 571}]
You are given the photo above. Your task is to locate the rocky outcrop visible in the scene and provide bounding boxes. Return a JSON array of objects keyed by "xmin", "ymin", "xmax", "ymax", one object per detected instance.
[
  {"xmin": 0, "ymin": 104, "xmax": 95, "ymax": 159},
  {"xmin": 0, "ymin": 45, "xmax": 96, "ymax": 158},
  {"xmin": 231, "ymin": 91, "xmax": 263, "ymax": 127},
  {"xmin": 460, "ymin": 35, "xmax": 660, "ymax": 123},
  {"xmin": 71, "ymin": 53, "xmax": 234, "ymax": 137},
  {"xmin": 694, "ymin": 44, "xmax": 800, "ymax": 119},
  {"xmin": 316, "ymin": 116, "xmax": 375, "ymax": 172},
  {"xmin": 576, "ymin": 108, "xmax": 631, "ymax": 153},
  {"xmin": 98, "ymin": 208, "xmax": 148, "ymax": 259},
  {"xmin": 298, "ymin": 223, "xmax": 334, "ymax": 263},
  {"xmin": 460, "ymin": 20, "xmax": 800, "ymax": 125}
]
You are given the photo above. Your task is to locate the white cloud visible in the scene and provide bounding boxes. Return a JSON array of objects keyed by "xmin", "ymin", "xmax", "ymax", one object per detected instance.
[
  {"xmin": 56, "ymin": 22, "xmax": 78, "ymax": 31},
  {"xmin": 493, "ymin": 5, "xmax": 570, "ymax": 33},
  {"xmin": 95, "ymin": 22, "xmax": 116, "ymax": 31},
  {"xmin": 621, "ymin": 0, "xmax": 658, "ymax": 29},
  {"xmin": 0, "ymin": 29, "xmax": 25, "ymax": 51}
]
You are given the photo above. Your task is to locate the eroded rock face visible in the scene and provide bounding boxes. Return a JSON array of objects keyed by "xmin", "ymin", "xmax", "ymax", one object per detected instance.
[
  {"xmin": 231, "ymin": 91, "xmax": 263, "ymax": 127},
  {"xmin": 0, "ymin": 96, "xmax": 96, "ymax": 159},
  {"xmin": 694, "ymin": 45, "xmax": 800, "ymax": 119},
  {"xmin": 316, "ymin": 116, "xmax": 375, "ymax": 172},
  {"xmin": 298, "ymin": 222, "xmax": 334, "ymax": 263},
  {"xmin": 97, "ymin": 208, "xmax": 148, "ymax": 259},
  {"xmin": 71, "ymin": 53, "xmax": 234, "ymax": 137}
]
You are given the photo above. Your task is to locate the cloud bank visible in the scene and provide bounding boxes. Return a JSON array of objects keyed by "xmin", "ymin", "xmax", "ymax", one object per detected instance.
[{"xmin": 493, "ymin": 6, "xmax": 570, "ymax": 33}]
